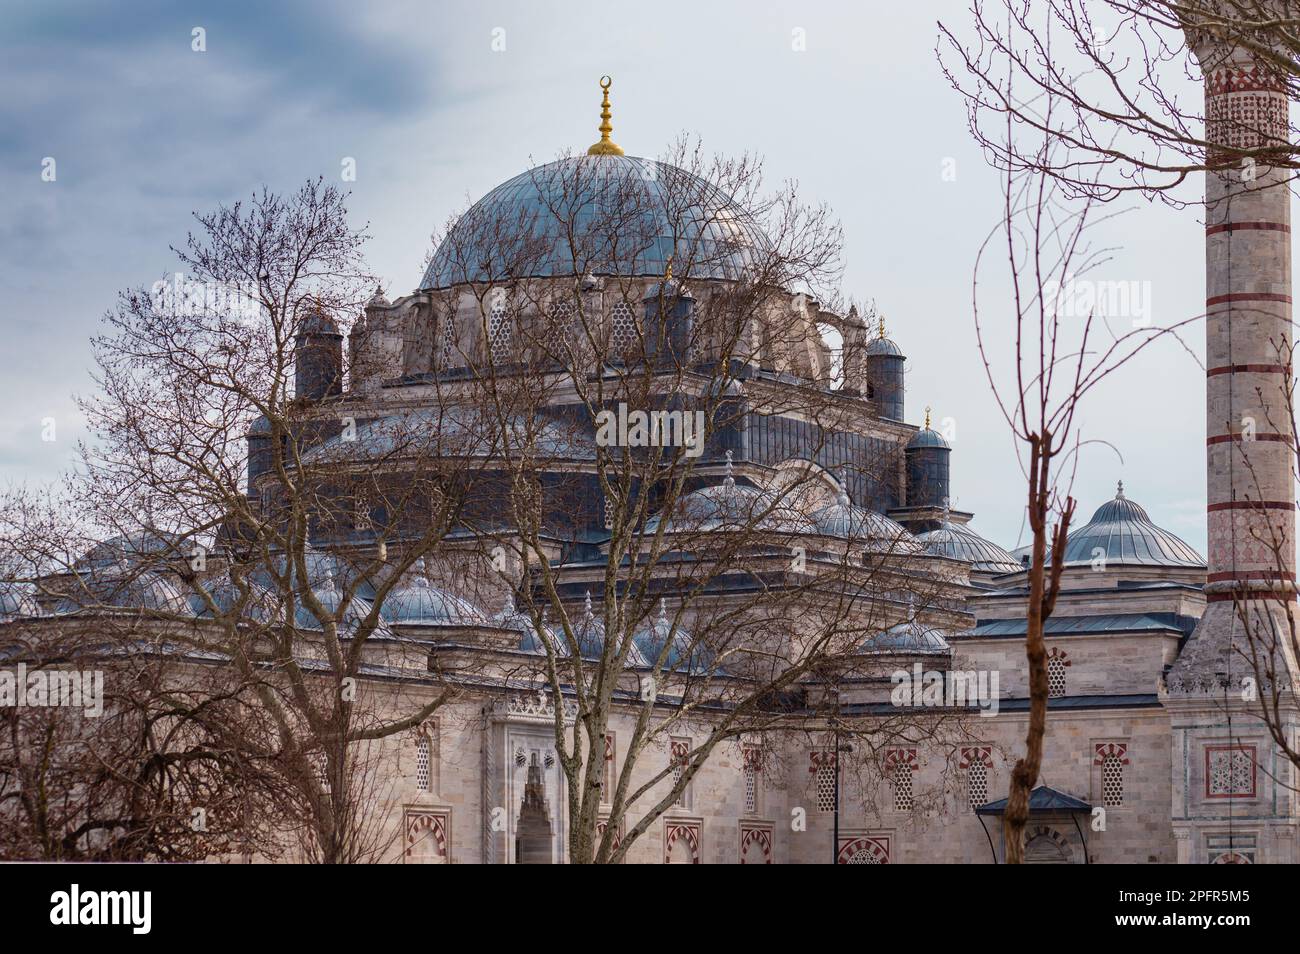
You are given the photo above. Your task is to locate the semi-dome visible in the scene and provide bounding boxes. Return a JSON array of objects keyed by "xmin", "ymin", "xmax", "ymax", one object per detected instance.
[
  {"xmin": 1061, "ymin": 482, "xmax": 1204, "ymax": 567},
  {"xmin": 859, "ymin": 613, "xmax": 951, "ymax": 655},
  {"xmin": 814, "ymin": 486, "xmax": 923, "ymax": 554},
  {"xmin": 421, "ymin": 155, "xmax": 772, "ymax": 289},
  {"xmin": 917, "ymin": 520, "xmax": 1022, "ymax": 574},
  {"xmin": 0, "ymin": 581, "xmax": 42, "ymax": 620},
  {"xmin": 379, "ymin": 561, "xmax": 490, "ymax": 627},
  {"xmin": 645, "ymin": 455, "xmax": 818, "ymax": 536}
]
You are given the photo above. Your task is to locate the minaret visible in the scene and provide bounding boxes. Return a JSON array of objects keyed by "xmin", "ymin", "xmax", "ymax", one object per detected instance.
[
  {"xmin": 1166, "ymin": 12, "xmax": 1299, "ymax": 864},
  {"xmin": 1172, "ymin": 20, "xmax": 1296, "ymax": 680}
]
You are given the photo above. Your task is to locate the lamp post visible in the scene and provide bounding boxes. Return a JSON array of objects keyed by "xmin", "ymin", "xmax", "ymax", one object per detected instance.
[{"xmin": 831, "ymin": 720, "xmax": 853, "ymax": 864}]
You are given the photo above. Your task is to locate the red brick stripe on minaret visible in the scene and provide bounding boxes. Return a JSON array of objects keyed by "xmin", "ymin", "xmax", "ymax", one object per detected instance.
[
  {"xmin": 1206, "ymin": 433, "xmax": 1291, "ymax": 444},
  {"xmin": 1206, "ymin": 500, "xmax": 1295, "ymax": 512},
  {"xmin": 1207, "ymin": 570, "xmax": 1295, "ymax": 583},
  {"xmin": 1206, "ymin": 222, "xmax": 1290, "ymax": 236},
  {"xmin": 1206, "ymin": 293, "xmax": 1293, "ymax": 306},
  {"xmin": 1206, "ymin": 364, "xmax": 1289, "ymax": 376},
  {"xmin": 1207, "ymin": 591, "xmax": 1298, "ymax": 603}
]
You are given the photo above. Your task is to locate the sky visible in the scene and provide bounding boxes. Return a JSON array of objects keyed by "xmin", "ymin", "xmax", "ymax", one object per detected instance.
[{"xmin": 0, "ymin": 0, "xmax": 1228, "ymax": 553}]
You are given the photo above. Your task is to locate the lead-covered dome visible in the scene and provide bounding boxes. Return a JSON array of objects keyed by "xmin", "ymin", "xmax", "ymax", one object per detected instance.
[
  {"xmin": 917, "ymin": 520, "xmax": 1022, "ymax": 574},
  {"xmin": 1061, "ymin": 483, "xmax": 1203, "ymax": 567},
  {"xmin": 421, "ymin": 155, "xmax": 772, "ymax": 289}
]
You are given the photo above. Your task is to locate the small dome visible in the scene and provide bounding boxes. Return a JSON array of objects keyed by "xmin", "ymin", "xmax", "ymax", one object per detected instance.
[
  {"xmin": 645, "ymin": 456, "xmax": 817, "ymax": 536},
  {"xmin": 0, "ymin": 581, "xmax": 42, "ymax": 620},
  {"xmin": 75, "ymin": 531, "xmax": 184, "ymax": 571},
  {"xmin": 247, "ymin": 414, "xmax": 271, "ymax": 437},
  {"xmin": 422, "ymin": 155, "xmax": 772, "ymax": 288},
  {"xmin": 907, "ymin": 427, "xmax": 950, "ymax": 451},
  {"xmin": 496, "ymin": 595, "xmax": 567, "ymax": 655},
  {"xmin": 864, "ymin": 337, "xmax": 904, "ymax": 358},
  {"xmin": 917, "ymin": 521, "xmax": 1022, "ymax": 574},
  {"xmin": 634, "ymin": 600, "xmax": 710, "ymax": 673},
  {"xmin": 1061, "ymin": 482, "xmax": 1203, "ymax": 567},
  {"xmin": 814, "ymin": 486, "xmax": 923, "ymax": 553},
  {"xmin": 860, "ymin": 616, "xmax": 951, "ymax": 655},
  {"xmin": 58, "ymin": 564, "xmax": 189, "ymax": 615},
  {"xmin": 292, "ymin": 572, "xmax": 390, "ymax": 635},
  {"xmin": 520, "ymin": 592, "xmax": 649, "ymax": 664},
  {"xmin": 187, "ymin": 578, "xmax": 279, "ymax": 622},
  {"xmin": 379, "ymin": 561, "xmax": 490, "ymax": 627}
]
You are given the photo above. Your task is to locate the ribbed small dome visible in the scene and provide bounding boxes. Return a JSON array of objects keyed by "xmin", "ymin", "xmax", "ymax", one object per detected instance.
[
  {"xmin": 379, "ymin": 561, "xmax": 490, "ymax": 627},
  {"xmin": 906, "ymin": 427, "xmax": 950, "ymax": 450},
  {"xmin": 860, "ymin": 618, "xmax": 951, "ymax": 654},
  {"xmin": 645, "ymin": 458, "xmax": 817, "ymax": 536},
  {"xmin": 864, "ymin": 337, "xmax": 903, "ymax": 357},
  {"xmin": 517, "ymin": 592, "xmax": 649, "ymax": 664},
  {"xmin": 634, "ymin": 600, "xmax": 711, "ymax": 673},
  {"xmin": 292, "ymin": 572, "xmax": 391, "ymax": 636},
  {"xmin": 57, "ymin": 564, "xmax": 189, "ymax": 615},
  {"xmin": 1061, "ymin": 483, "xmax": 1203, "ymax": 567},
  {"xmin": 496, "ymin": 595, "xmax": 567, "ymax": 655},
  {"xmin": 918, "ymin": 521, "xmax": 1022, "ymax": 574},
  {"xmin": 813, "ymin": 488, "xmax": 923, "ymax": 554},
  {"xmin": 187, "ymin": 579, "xmax": 279, "ymax": 622}
]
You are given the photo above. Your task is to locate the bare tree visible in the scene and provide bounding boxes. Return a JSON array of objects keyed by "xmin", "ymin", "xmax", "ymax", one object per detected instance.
[
  {"xmin": 939, "ymin": 0, "xmax": 1300, "ymax": 201},
  {"xmin": 54, "ymin": 180, "xmax": 475, "ymax": 862},
  {"xmin": 972, "ymin": 134, "xmax": 1194, "ymax": 860}
]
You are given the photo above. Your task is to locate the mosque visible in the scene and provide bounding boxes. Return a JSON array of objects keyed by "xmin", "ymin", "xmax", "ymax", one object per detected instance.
[{"xmin": 2, "ymin": 65, "xmax": 1296, "ymax": 864}]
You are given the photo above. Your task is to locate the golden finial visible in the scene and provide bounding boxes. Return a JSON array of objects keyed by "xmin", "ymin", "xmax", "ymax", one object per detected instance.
[
  {"xmin": 665, "ymin": 255, "xmax": 673, "ymax": 283},
  {"xmin": 877, "ymin": 312, "xmax": 887, "ymax": 339},
  {"xmin": 924, "ymin": 405, "xmax": 932, "ymax": 429},
  {"xmin": 587, "ymin": 76, "xmax": 625, "ymax": 156}
]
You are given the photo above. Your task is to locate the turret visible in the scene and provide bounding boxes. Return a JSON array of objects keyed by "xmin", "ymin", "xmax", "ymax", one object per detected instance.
[
  {"xmin": 864, "ymin": 312, "xmax": 905, "ymax": 421},
  {"xmin": 294, "ymin": 308, "xmax": 343, "ymax": 402},
  {"xmin": 905, "ymin": 406, "xmax": 949, "ymax": 509},
  {"xmin": 246, "ymin": 414, "xmax": 272, "ymax": 493}
]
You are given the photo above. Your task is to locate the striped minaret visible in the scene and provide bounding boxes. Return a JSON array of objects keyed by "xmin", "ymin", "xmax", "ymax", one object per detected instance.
[{"xmin": 1173, "ymin": 21, "xmax": 1297, "ymax": 682}]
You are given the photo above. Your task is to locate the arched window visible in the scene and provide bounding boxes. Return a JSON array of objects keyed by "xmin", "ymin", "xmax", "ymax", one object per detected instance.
[
  {"xmin": 487, "ymin": 294, "xmax": 512, "ymax": 363},
  {"xmin": 609, "ymin": 299, "xmax": 637, "ymax": 355},
  {"xmin": 1047, "ymin": 648, "xmax": 1069, "ymax": 698},
  {"xmin": 1095, "ymin": 742, "xmax": 1128, "ymax": 807},
  {"xmin": 812, "ymin": 751, "xmax": 836, "ymax": 813},
  {"xmin": 670, "ymin": 738, "xmax": 691, "ymax": 809},
  {"xmin": 1101, "ymin": 754, "xmax": 1124, "ymax": 807},
  {"xmin": 415, "ymin": 733, "xmax": 431, "ymax": 792},
  {"xmin": 742, "ymin": 744, "xmax": 763, "ymax": 815},
  {"xmin": 438, "ymin": 315, "xmax": 457, "ymax": 370}
]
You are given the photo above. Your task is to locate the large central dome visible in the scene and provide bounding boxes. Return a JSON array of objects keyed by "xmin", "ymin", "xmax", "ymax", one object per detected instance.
[{"xmin": 421, "ymin": 155, "xmax": 772, "ymax": 289}]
